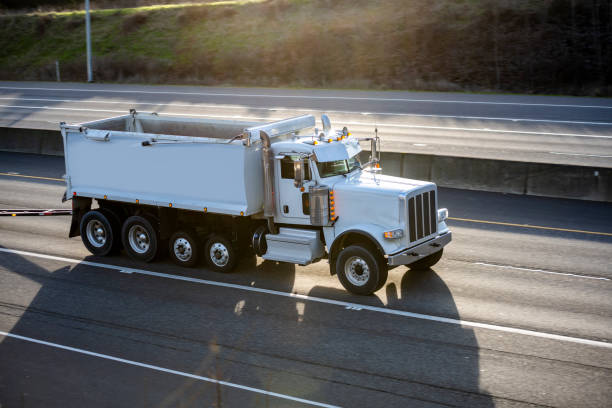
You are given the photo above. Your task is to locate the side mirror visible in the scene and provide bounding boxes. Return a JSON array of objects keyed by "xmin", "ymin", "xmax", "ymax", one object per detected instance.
[{"xmin": 293, "ymin": 159, "xmax": 304, "ymax": 188}]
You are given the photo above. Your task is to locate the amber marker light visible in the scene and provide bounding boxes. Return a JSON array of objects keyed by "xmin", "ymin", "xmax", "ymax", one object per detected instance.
[
  {"xmin": 136, "ymin": 199, "xmax": 139, "ymax": 204},
  {"xmin": 240, "ymin": 211, "xmax": 244, "ymax": 216},
  {"xmin": 169, "ymin": 203, "xmax": 172, "ymax": 207},
  {"xmin": 103, "ymin": 195, "xmax": 107, "ymax": 199},
  {"xmin": 204, "ymin": 207, "xmax": 207, "ymax": 212}
]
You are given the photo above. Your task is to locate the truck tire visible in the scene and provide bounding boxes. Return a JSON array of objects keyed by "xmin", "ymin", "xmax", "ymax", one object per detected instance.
[
  {"xmin": 336, "ymin": 245, "xmax": 386, "ymax": 295},
  {"xmin": 80, "ymin": 210, "xmax": 116, "ymax": 256},
  {"xmin": 169, "ymin": 230, "xmax": 199, "ymax": 267},
  {"xmin": 98, "ymin": 208, "xmax": 122, "ymax": 253},
  {"xmin": 122, "ymin": 215, "xmax": 158, "ymax": 262},
  {"xmin": 409, "ymin": 249, "xmax": 443, "ymax": 271},
  {"xmin": 204, "ymin": 234, "xmax": 236, "ymax": 273}
]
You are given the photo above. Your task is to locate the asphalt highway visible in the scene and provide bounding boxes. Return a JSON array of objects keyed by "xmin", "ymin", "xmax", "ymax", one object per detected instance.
[
  {"xmin": 1, "ymin": 81, "xmax": 611, "ymax": 168},
  {"xmin": 0, "ymin": 152, "xmax": 611, "ymax": 407}
]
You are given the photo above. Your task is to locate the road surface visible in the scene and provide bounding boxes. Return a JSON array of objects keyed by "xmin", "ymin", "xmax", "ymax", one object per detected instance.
[
  {"xmin": 0, "ymin": 152, "xmax": 611, "ymax": 407},
  {"xmin": 1, "ymin": 81, "xmax": 611, "ymax": 168}
]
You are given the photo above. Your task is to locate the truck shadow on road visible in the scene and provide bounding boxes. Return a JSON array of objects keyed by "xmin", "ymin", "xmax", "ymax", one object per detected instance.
[
  {"xmin": 305, "ymin": 269, "xmax": 494, "ymax": 407},
  {"xmin": 0, "ymin": 247, "xmax": 493, "ymax": 407}
]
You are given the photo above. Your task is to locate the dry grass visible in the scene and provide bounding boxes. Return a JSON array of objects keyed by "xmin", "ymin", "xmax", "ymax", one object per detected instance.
[{"xmin": 0, "ymin": 0, "xmax": 609, "ymax": 95}]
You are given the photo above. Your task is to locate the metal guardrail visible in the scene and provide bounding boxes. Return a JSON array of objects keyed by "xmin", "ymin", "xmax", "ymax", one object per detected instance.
[{"xmin": 0, "ymin": 209, "xmax": 72, "ymax": 216}]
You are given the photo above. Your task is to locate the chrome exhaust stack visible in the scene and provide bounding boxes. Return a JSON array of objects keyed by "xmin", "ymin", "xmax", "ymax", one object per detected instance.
[{"xmin": 260, "ymin": 130, "xmax": 277, "ymax": 234}]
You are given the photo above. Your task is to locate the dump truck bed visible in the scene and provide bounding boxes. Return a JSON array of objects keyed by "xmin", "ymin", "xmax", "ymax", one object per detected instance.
[{"xmin": 62, "ymin": 112, "xmax": 267, "ymax": 216}]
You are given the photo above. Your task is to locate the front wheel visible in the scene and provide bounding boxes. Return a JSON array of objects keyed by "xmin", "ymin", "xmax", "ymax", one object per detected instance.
[
  {"xmin": 409, "ymin": 249, "xmax": 443, "ymax": 271},
  {"xmin": 204, "ymin": 234, "xmax": 237, "ymax": 273},
  {"xmin": 336, "ymin": 245, "xmax": 387, "ymax": 295}
]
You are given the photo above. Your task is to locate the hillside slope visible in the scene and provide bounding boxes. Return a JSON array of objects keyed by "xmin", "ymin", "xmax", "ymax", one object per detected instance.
[{"xmin": 0, "ymin": 0, "xmax": 610, "ymax": 95}]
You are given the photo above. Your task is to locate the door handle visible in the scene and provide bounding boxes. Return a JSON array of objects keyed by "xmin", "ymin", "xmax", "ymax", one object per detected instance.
[{"xmin": 283, "ymin": 205, "xmax": 289, "ymax": 214}]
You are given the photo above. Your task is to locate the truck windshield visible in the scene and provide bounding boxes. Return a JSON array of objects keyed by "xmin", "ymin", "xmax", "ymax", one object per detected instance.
[{"xmin": 317, "ymin": 156, "xmax": 361, "ymax": 178}]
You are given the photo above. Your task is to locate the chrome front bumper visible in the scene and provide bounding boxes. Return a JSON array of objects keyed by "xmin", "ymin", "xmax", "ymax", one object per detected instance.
[{"xmin": 386, "ymin": 231, "xmax": 452, "ymax": 266}]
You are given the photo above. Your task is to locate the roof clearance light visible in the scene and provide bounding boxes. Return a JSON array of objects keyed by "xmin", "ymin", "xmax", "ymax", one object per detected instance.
[{"xmin": 383, "ymin": 229, "xmax": 404, "ymax": 239}]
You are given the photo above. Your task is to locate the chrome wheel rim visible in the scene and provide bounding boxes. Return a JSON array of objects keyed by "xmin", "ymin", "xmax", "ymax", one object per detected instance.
[
  {"xmin": 173, "ymin": 237, "xmax": 193, "ymax": 262},
  {"xmin": 209, "ymin": 242, "xmax": 229, "ymax": 267},
  {"xmin": 86, "ymin": 219, "xmax": 107, "ymax": 248},
  {"xmin": 128, "ymin": 225, "xmax": 150, "ymax": 254},
  {"xmin": 345, "ymin": 256, "xmax": 370, "ymax": 287}
]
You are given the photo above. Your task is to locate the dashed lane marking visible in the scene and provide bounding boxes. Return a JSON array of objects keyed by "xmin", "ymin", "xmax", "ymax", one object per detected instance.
[
  {"xmin": 0, "ymin": 247, "xmax": 610, "ymax": 349},
  {"xmin": 0, "ymin": 172, "xmax": 63, "ymax": 182},
  {"xmin": 473, "ymin": 262, "xmax": 610, "ymax": 281},
  {"xmin": 1, "ymin": 85, "xmax": 611, "ymax": 109},
  {"xmin": 2, "ymin": 104, "xmax": 612, "ymax": 137},
  {"xmin": 449, "ymin": 217, "xmax": 612, "ymax": 237},
  {"xmin": 0, "ymin": 331, "xmax": 340, "ymax": 408}
]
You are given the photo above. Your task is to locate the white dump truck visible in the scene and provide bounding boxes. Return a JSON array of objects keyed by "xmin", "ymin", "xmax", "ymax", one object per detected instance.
[{"xmin": 61, "ymin": 110, "xmax": 451, "ymax": 295}]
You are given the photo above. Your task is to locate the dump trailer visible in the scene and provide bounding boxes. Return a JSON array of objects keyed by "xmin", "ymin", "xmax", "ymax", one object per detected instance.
[{"xmin": 61, "ymin": 110, "xmax": 451, "ymax": 295}]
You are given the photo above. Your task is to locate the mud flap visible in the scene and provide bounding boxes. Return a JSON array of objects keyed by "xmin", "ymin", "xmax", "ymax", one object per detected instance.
[{"xmin": 69, "ymin": 197, "xmax": 92, "ymax": 238}]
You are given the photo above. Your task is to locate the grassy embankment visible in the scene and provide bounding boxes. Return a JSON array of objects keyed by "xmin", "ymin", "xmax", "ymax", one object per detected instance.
[{"xmin": 0, "ymin": 0, "xmax": 609, "ymax": 95}]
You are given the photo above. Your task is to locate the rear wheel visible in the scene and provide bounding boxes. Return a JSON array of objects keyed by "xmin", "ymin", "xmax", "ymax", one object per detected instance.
[
  {"xmin": 336, "ymin": 245, "xmax": 387, "ymax": 295},
  {"xmin": 409, "ymin": 249, "xmax": 443, "ymax": 271},
  {"xmin": 98, "ymin": 208, "xmax": 122, "ymax": 253},
  {"xmin": 205, "ymin": 234, "xmax": 236, "ymax": 273},
  {"xmin": 122, "ymin": 215, "xmax": 158, "ymax": 262},
  {"xmin": 169, "ymin": 230, "xmax": 199, "ymax": 267},
  {"xmin": 80, "ymin": 210, "xmax": 115, "ymax": 256}
]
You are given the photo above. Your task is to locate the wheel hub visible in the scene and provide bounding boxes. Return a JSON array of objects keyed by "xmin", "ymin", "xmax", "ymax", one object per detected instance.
[
  {"xmin": 209, "ymin": 243, "xmax": 229, "ymax": 267},
  {"xmin": 86, "ymin": 219, "xmax": 107, "ymax": 248},
  {"xmin": 128, "ymin": 225, "xmax": 150, "ymax": 254},
  {"xmin": 173, "ymin": 237, "xmax": 192, "ymax": 262},
  {"xmin": 345, "ymin": 256, "xmax": 370, "ymax": 287}
]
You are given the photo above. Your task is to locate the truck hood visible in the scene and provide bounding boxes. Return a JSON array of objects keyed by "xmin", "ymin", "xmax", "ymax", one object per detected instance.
[
  {"xmin": 331, "ymin": 170, "xmax": 434, "ymax": 196},
  {"xmin": 328, "ymin": 170, "xmax": 438, "ymax": 254}
]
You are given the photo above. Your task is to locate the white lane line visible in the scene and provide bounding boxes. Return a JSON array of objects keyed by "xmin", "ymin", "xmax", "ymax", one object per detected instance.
[
  {"xmin": 473, "ymin": 262, "xmax": 610, "ymax": 281},
  {"xmin": 1, "ymin": 247, "xmax": 611, "ymax": 349},
  {"xmin": 548, "ymin": 151, "xmax": 612, "ymax": 158},
  {"xmin": 2, "ymin": 97, "xmax": 612, "ymax": 126},
  {"xmin": 1, "ymin": 86, "xmax": 611, "ymax": 109},
  {"xmin": 0, "ymin": 331, "xmax": 339, "ymax": 408},
  {"xmin": 2, "ymin": 104, "xmax": 611, "ymax": 140}
]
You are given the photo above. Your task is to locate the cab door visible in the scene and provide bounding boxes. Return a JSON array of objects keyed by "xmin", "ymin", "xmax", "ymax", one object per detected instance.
[{"xmin": 276, "ymin": 156, "xmax": 311, "ymax": 223}]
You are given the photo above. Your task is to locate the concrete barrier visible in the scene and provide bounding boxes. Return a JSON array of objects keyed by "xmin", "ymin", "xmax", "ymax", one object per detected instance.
[
  {"xmin": 373, "ymin": 151, "xmax": 612, "ymax": 202},
  {"xmin": 0, "ymin": 127, "xmax": 63, "ymax": 156},
  {"xmin": 1, "ymin": 126, "xmax": 610, "ymax": 202}
]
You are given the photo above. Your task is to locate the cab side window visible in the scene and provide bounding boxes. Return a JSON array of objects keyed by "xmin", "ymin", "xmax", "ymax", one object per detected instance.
[{"xmin": 280, "ymin": 156, "xmax": 311, "ymax": 180}]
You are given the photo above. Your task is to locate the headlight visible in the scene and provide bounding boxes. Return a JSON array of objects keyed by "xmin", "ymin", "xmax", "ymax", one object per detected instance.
[
  {"xmin": 437, "ymin": 208, "xmax": 448, "ymax": 222},
  {"xmin": 383, "ymin": 229, "xmax": 404, "ymax": 239}
]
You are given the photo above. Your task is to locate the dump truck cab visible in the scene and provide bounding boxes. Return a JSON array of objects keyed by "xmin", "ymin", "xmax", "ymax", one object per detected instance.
[{"xmin": 260, "ymin": 117, "xmax": 451, "ymax": 294}]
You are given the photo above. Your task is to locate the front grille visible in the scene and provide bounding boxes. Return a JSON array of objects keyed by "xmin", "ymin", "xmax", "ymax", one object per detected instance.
[{"xmin": 408, "ymin": 190, "xmax": 437, "ymax": 242}]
